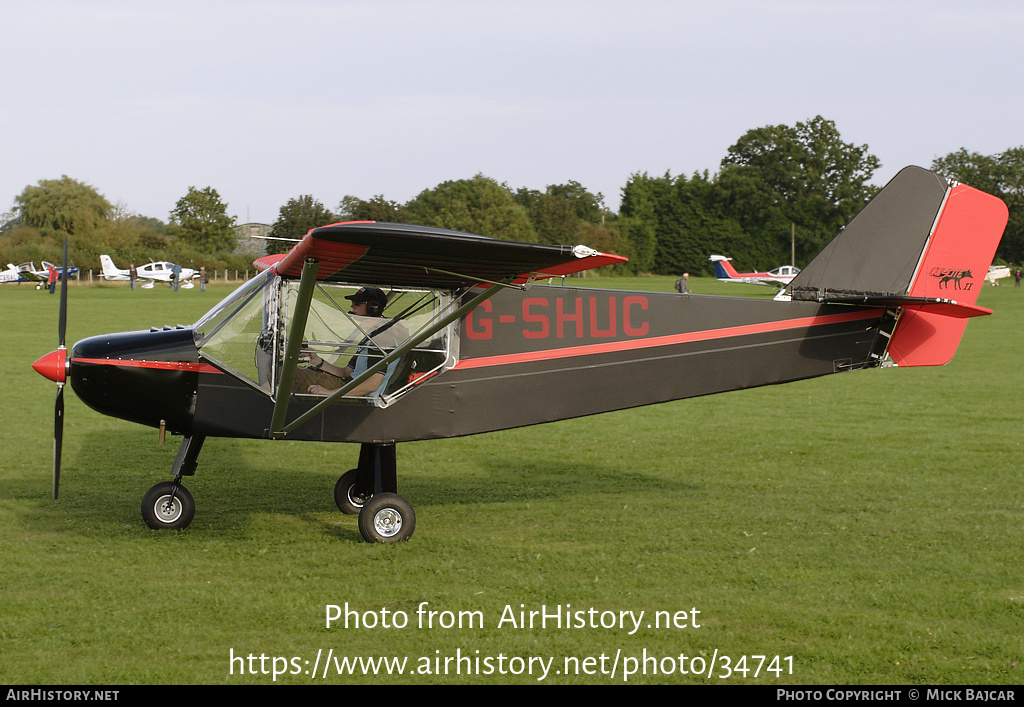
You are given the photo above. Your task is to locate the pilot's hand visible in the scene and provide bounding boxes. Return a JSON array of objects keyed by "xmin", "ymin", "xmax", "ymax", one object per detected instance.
[
  {"xmin": 308, "ymin": 384, "xmax": 330, "ymax": 395},
  {"xmin": 307, "ymin": 352, "xmax": 323, "ymax": 369}
]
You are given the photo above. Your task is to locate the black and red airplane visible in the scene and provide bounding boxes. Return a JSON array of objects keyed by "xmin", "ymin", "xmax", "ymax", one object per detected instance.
[{"xmin": 33, "ymin": 167, "xmax": 1008, "ymax": 542}]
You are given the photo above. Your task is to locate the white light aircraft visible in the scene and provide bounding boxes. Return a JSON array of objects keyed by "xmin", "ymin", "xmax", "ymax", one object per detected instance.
[
  {"xmin": 709, "ymin": 255, "xmax": 800, "ymax": 287},
  {"xmin": 100, "ymin": 255, "xmax": 197, "ymax": 288},
  {"xmin": 0, "ymin": 264, "xmax": 23, "ymax": 283},
  {"xmin": 1, "ymin": 261, "xmax": 80, "ymax": 285},
  {"xmin": 985, "ymin": 264, "xmax": 1011, "ymax": 286}
]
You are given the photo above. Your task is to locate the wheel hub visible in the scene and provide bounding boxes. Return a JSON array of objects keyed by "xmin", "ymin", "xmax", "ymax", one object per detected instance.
[
  {"xmin": 348, "ymin": 486, "xmax": 368, "ymax": 508},
  {"xmin": 373, "ymin": 508, "xmax": 403, "ymax": 538},
  {"xmin": 154, "ymin": 494, "xmax": 182, "ymax": 523}
]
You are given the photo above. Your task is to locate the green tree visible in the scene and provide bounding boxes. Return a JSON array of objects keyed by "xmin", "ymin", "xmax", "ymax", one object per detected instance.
[
  {"xmin": 267, "ymin": 195, "xmax": 335, "ymax": 255},
  {"xmin": 13, "ymin": 175, "xmax": 112, "ymax": 239},
  {"xmin": 619, "ymin": 171, "xmax": 762, "ymax": 276},
  {"xmin": 515, "ymin": 180, "xmax": 607, "ymax": 244},
  {"xmin": 932, "ymin": 147, "xmax": 1024, "ymax": 264},
  {"xmin": 719, "ymin": 116, "xmax": 880, "ymax": 264},
  {"xmin": 403, "ymin": 174, "xmax": 536, "ymax": 242},
  {"xmin": 169, "ymin": 186, "xmax": 236, "ymax": 252},
  {"xmin": 619, "ymin": 171, "xmax": 672, "ymax": 273},
  {"xmin": 336, "ymin": 195, "xmax": 408, "ymax": 223}
]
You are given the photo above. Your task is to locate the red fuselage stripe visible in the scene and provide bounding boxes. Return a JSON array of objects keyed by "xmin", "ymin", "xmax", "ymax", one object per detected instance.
[
  {"xmin": 452, "ymin": 309, "xmax": 879, "ymax": 370},
  {"xmin": 72, "ymin": 358, "xmax": 222, "ymax": 374}
]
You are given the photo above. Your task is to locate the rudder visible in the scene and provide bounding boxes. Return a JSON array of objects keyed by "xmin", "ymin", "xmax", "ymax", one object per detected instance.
[{"xmin": 886, "ymin": 183, "xmax": 1008, "ymax": 366}]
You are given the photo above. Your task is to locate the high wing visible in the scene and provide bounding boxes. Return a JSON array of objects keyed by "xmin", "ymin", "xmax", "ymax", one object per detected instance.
[
  {"xmin": 254, "ymin": 221, "xmax": 627, "ymax": 288},
  {"xmin": 8, "ymin": 262, "xmax": 51, "ymax": 282}
]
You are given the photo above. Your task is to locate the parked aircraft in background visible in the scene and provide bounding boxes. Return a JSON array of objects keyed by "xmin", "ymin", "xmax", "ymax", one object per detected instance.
[
  {"xmin": 100, "ymin": 255, "xmax": 197, "ymax": 288},
  {"xmin": 985, "ymin": 264, "xmax": 1011, "ymax": 285},
  {"xmin": 1, "ymin": 261, "xmax": 80, "ymax": 285},
  {"xmin": 709, "ymin": 255, "xmax": 799, "ymax": 287},
  {"xmin": 0, "ymin": 264, "xmax": 23, "ymax": 283}
]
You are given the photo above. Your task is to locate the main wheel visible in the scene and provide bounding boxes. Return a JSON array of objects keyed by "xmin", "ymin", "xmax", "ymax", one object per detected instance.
[
  {"xmin": 334, "ymin": 469, "xmax": 372, "ymax": 514},
  {"xmin": 141, "ymin": 481, "xmax": 195, "ymax": 530},
  {"xmin": 357, "ymin": 493, "xmax": 415, "ymax": 543}
]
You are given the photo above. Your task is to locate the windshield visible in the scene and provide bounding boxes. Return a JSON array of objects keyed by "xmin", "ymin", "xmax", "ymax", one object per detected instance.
[
  {"xmin": 195, "ymin": 270, "xmax": 279, "ymax": 389},
  {"xmin": 194, "ymin": 270, "xmax": 274, "ymax": 345}
]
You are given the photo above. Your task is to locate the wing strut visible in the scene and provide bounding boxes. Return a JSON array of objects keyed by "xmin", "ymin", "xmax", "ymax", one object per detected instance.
[
  {"xmin": 269, "ymin": 258, "xmax": 320, "ymax": 436},
  {"xmin": 268, "ymin": 279, "xmax": 507, "ymax": 439}
]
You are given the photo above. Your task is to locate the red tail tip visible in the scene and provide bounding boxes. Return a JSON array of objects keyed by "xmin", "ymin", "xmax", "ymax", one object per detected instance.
[{"xmin": 33, "ymin": 349, "xmax": 67, "ymax": 383}]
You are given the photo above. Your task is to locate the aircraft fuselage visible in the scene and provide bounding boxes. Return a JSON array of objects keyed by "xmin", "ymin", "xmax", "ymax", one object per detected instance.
[{"xmin": 68, "ymin": 284, "xmax": 889, "ymax": 444}]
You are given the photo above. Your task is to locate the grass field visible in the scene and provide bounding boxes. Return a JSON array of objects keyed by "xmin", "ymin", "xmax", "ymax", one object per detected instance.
[{"xmin": 1, "ymin": 276, "xmax": 1021, "ymax": 685}]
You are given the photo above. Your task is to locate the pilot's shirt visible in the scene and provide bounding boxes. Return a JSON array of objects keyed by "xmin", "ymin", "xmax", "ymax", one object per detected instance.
[{"xmin": 349, "ymin": 343, "xmax": 398, "ymax": 397}]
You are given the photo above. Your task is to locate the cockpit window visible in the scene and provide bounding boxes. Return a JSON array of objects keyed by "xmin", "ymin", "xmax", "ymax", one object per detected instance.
[
  {"xmin": 195, "ymin": 270, "xmax": 453, "ymax": 406},
  {"xmin": 195, "ymin": 270, "xmax": 278, "ymax": 388},
  {"xmin": 288, "ymin": 283, "xmax": 451, "ymax": 406}
]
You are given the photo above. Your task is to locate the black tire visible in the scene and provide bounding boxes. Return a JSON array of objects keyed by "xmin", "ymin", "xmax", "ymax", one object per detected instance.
[
  {"xmin": 357, "ymin": 493, "xmax": 415, "ymax": 543},
  {"xmin": 141, "ymin": 481, "xmax": 195, "ymax": 530},
  {"xmin": 334, "ymin": 469, "xmax": 372, "ymax": 514}
]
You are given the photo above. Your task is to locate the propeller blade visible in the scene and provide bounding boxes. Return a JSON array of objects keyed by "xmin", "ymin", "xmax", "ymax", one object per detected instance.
[
  {"xmin": 54, "ymin": 386, "xmax": 64, "ymax": 500},
  {"xmin": 59, "ymin": 237, "xmax": 68, "ymax": 347},
  {"xmin": 53, "ymin": 236, "xmax": 69, "ymax": 498}
]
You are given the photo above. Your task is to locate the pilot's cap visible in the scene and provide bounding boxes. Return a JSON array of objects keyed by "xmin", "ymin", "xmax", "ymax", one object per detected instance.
[{"xmin": 345, "ymin": 286, "xmax": 388, "ymax": 309}]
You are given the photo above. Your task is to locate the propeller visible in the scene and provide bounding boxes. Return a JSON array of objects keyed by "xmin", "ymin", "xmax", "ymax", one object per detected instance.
[
  {"xmin": 31, "ymin": 238, "xmax": 70, "ymax": 498},
  {"xmin": 54, "ymin": 382, "xmax": 63, "ymax": 499},
  {"xmin": 54, "ymin": 237, "xmax": 68, "ymax": 498}
]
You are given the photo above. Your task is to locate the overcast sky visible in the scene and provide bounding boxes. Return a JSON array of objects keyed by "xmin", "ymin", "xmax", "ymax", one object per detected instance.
[{"xmin": 2, "ymin": 0, "xmax": 1021, "ymax": 225}]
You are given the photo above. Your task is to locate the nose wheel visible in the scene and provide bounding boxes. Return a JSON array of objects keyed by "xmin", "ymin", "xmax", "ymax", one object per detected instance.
[
  {"xmin": 141, "ymin": 480, "xmax": 195, "ymax": 530},
  {"xmin": 141, "ymin": 435, "xmax": 203, "ymax": 530}
]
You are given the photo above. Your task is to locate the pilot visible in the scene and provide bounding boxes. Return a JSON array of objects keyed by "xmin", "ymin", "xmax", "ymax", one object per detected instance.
[{"xmin": 305, "ymin": 287, "xmax": 396, "ymax": 397}]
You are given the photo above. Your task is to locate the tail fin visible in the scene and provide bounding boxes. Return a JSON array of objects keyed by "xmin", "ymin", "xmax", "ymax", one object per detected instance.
[
  {"xmin": 709, "ymin": 255, "xmax": 741, "ymax": 279},
  {"xmin": 99, "ymin": 255, "xmax": 124, "ymax": 280},
  {"xmin": 788, "ymin": 166, "xmax": 1008, "ymax": 366}
]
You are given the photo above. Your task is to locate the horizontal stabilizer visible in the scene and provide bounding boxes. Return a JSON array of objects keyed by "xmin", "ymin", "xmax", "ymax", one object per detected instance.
[
  {"xmin": 820, "ymin": 295, "xmax": 992, "ymax": 319},
  {"xmin": 897, "ymin": 301, "xmax": 992, "ymax": 320}
]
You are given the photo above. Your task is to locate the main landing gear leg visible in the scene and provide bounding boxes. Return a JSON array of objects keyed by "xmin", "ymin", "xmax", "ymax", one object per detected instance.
[
  {"xmin": 141, "ymin": 435, "xmax": 205, "ymax": 530},
  {"xmin": 334, "ymin": 442, "xmax": 415, "ymax": 543}
]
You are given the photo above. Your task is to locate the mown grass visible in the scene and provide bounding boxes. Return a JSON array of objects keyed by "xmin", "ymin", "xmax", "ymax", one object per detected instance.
[{"xmin": 0, "ymin": 276, "xmax": 1021, "ymax": 684}]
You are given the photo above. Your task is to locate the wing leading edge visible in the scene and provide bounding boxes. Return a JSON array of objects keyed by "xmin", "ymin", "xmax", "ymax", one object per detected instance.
[{"xmin": 255, "ymin": 221, "xmax": 627, "ymax": 288}]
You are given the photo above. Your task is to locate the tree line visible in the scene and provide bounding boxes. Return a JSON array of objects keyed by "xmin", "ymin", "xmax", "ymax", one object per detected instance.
[
  {"xmin": 0, "ymin": 180, "xmax": 246, "ymax": 273},
  {"xmin": 3, "ymin": 115, "xmax": 1022, "ymax": 277}
]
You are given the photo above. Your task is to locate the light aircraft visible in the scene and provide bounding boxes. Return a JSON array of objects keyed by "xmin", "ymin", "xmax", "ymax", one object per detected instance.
[
  {"xmin": 709, "ymin": 255, "xmax": 799, "ymax": 287},
  {"xmin": 1, "ymin": 261, "xmax": 80, "ymax": 285},
  {"xmin": 0, "ymin": 264, "xmax": 24, "ymax": 283},
  {"xmin": 100, "ymin": 255, "xmax": 198, "ymax": 288},
  {"xmin": 985, "ymin": 264, "xmax": 1011, "ymax": 285},
  {"xmin": 33, "ymin": 167, "xmax": 1008, "ymax": 542}
]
